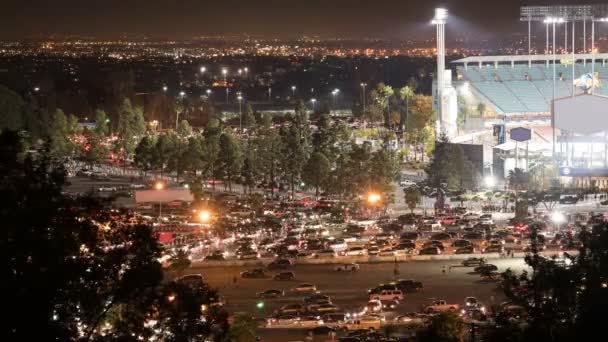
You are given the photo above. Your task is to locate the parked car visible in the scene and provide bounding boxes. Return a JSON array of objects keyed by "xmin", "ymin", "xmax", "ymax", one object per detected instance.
[
  {"xmin": 419, "ymin": 247, "xmax": 441, "ymax": 255},
  {"xmin": 455, "ymin": 246, "xmax": 476, "ymax": 254}
]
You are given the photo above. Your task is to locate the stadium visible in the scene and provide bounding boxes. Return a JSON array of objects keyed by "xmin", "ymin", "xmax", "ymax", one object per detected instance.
[{"xmin": 433, "ymin": 4, "xmax": 608, "ymax": 189}]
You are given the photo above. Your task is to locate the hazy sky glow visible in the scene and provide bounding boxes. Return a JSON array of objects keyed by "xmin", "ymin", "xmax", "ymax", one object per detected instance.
[{"xmin": 1, "ymin": 0, "xmax": 584, "ymax": 40}]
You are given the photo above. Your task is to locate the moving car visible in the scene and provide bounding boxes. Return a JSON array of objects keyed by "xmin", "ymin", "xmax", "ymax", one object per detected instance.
[
  {"xmin": 257, "ymin": 289, "xmax": 285, "ymax": 298},
  {"xmin": 335, "ymin": 263, "xmax": 360, "ymax": 272},
  {"xmin": 274, "ymin": 271, "xmax": 295, "ymax": 281},
  {"xmin": 267, "ymin": 258, "xmax": 293, "ymax": 270},
  {"xmin": 461, "ymin": 257, "xmax": 485, "ymax": 267},
  {"xmin": 395, "ymin": 279, "xmax": 423, "ymax": 293},
  {"xmin": 241, "ymin": 269, "xmax": 270, "ymax": 279},
  {"xmin": 424, "ymin": 300, "xmax": 459, "ymax": 313},
  {"xmin": 369, "ymin": 289, "xmax": 404, "ymax": 301},
  {"xmin": 419, "ymin": 247, "xmax": 441, "ymax": 255},
  {"xmin": 292, "ymin": 283, "xmax": 317, "ymax": 292}
]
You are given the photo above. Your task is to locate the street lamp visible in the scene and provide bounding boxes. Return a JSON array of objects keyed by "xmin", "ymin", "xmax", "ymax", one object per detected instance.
[
  {"xmin": 155, "ymin": 181, "xmax": 164, "ymax": 219},
  {"xmin": 484, "ymin": 175, "xmax": 496, "ymax": 188},
  {"xmin": 431, "ymin": 7, "xmax": 448, "ymax": 136},
  {"xmin": 198, "ymin": 210, "xmax": 211, "ymax": 223},
  {"xmin": 367, "ymin": 193, "xmax": 381, "ymax": 205},
  {"xmin": 34, "ymin": 86, "xmax": 40, "ymax": 92},
  {"xmin": 200, "ymin": 66, "xmax": 206, "ymax": 73},
  {"xmin": 551, "ymin": 211, "xmax": 566, "ymax": 230},
  {"xmin": 238, "ymin": 68, "xmax": 243, "ymax": 76},
  {"xmin": 162, "ymin": 86, "xmax": 168, "ymax": 92},
  {"xmin": 222, "ymin": 67, "xmax": 228, "ymax": 82},
  {"xmin": 291, "ymin": 85, "xmax": 296, "ymax": 98},
  {"xmin": 332, "ymin": 89, "xmax": 340, "ymax": 115},
  {"xmin": 206, "ymin": 89, "xmax": 212, "ymax": 97},
  {"xmin": 310, "ymin": 98, "xmax": 317, "ymax": 112},
  {"xmin": 179, "ymin": 91, "xmax": 186, "ymax": 97},
  {"xmin": 360, "ymin": 83, "xmax": 367, "ymax": 112},
  {"xmin": 237, "ymin": 92, "xmax": 243, "ymax": 130}
]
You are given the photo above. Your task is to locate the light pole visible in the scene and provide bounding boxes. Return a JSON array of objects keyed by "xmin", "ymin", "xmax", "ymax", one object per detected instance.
[
  {"xmin": 199, "ymin": 66, "xmax": 206, "ymax": 86},
  {"xmin": 206, "ymin": 89, "xmax": 212, "ymax": 98},
  {"xmin": 155, "ymin": 181, "xmax": 164, "ymax": 219},
  {"xmin": 237, "ymin": 92, "xmax": 243, "ymax": 131},
  {"xmin": 310, "ymin": 98, "xmax": 316, "ymax": 112},
  {"xmin": 544, "ymin": 17, "xmax": 564, "ymax": 159},
  {"xmin": 431, "ymin": 8, "xmax": 448, "ymax": 136},
  {"xmin": 332, "ymin": 88, "xmax": 340, "ymax": 115},
  {"xmin": 244, "ymin": 67, "xmax": 249, "ymax": 78},
  {"xmin": 291, "ymin": 85, "xmax": 296, "ymax": 98},
  {"xmin": 268, "ymin": 87, "xmax": 272, "ymax": 102},
  {"xmin": 177, "ymin": 91, "xmax": 186, "ymax": 130},
  {"xmin": 592, "ymin": 18, "xmax": 608, "ymax": 95},
  {"xmin": 222, "ymin": 67, "xmax": 228, "ymax": 82},
  {"xmin": 162, "ymin": 86, "xmax": 168, "ymax": 92},
  {"xmin": 360, "ymin": 82, "xmax": 367, "ymax": 113},
  {"xmin": 225, "ymin": 87, "xmax": 230, "ymax": 103},
  {"xmin": 238, "ymin": 68, "xmax": 243, "ymax": 77}
]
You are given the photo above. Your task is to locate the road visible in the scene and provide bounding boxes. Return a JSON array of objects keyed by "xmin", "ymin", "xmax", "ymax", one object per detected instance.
[{"xmin": 190, "ymin": 258, "xmax": 529, "ymax": 341}]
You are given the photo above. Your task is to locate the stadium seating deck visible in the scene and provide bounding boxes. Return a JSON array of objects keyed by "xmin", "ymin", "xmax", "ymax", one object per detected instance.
[{"xmin": 458, "ymin": 62, "xmax": 608, "ymax": 114}]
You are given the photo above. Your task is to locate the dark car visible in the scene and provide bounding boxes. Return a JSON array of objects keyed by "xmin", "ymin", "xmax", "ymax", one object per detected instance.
[
  {"xmin": 257, "ymin": 289, "xmax": 285, "ymax": 298},
  {"xmin": 474, "ymin": 264, "xmax": 498, "ymax": 273},
  {"xmin": 241, "ymin": 268, "xmax": 270, "ymax": 279},
  {"xmin": 422, "ymin": 240, "xmax": 445, "ymax": 250},
  {"xmin": 451, "ymin": 239, "xmax": 472, "ymax": 248},
  {"xmin": 430, "ymin": 233, "xmax": 451, "ymax": 241},
  {"xmin": 308, "ymin": 326, "xmax": 336, "ymax": 336},
  {"xmin": 204, "ymin": 251, "xmax": 226, "ymax": 261},
  {"xmin": 395, "ymin": 279, "xmax": 423, "ymax": 293},
  {"xmin": 400, "ymin": 232, "xmax": 419, "ymax": 241},
  {"xmin": 455, "ymin": 246, "xmax": 475, "ymax": 254},
  {"xmin": 267, "ymin": 258, "xmax": 293, "ymax": 270},
  {"xmin": 274, "ymin": 271, "xmax": 295, "ymax": 281},
  {"xmin": 419, "ymin": 247, "xmax": 441, "ymax": 255}
]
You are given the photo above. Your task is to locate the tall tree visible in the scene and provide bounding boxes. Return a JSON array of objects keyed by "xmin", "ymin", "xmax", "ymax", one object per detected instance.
[
  {"xmin": 117, "ymin": 98, "xmax": 146, "ymax": 167},
  {"xmin": 177, "ymin": 119, "xmax": 193, "ymax": 138},
  {"xmin": 49, "ymin": 108, "xmax": 73, "ymax": 158},
  {"xmin": 302, "ymin": 152, "xmax": 330, "ymax": 197},
  {"xmin": 94, "ymin": 109, "xmax": 110, "ymax": 136},
  {"xmin": 134, "ymin": 135, "xmax": 157, "ymax": 176},
  {"xmin": 218, "ymin": 131, "xmax": 243, "ymax": 192}
]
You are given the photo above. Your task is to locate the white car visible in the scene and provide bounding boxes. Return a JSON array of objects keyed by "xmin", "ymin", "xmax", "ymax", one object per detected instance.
[
  {"xmin": 369, "ymin": 289, "xmax": 404, "ymax": 301},
  {"xmin": 334, "ymin": 263, "xmax": 360, "ymax": 272},
  {"xmin": 292, "ymin": 283, "xmax": 317, "ymax": 292},
  {"xmin": 98, "ymin": 186, "xmax": 117, "ymax": 192},
  {"xmin": 344, "ymin": 247, "xmax": 367, "ymax": 256}
]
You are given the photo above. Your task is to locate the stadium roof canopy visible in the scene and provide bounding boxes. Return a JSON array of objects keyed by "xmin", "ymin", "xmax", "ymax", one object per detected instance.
[
  {"xmin": 453, "ymin": 54, "xmax": 608, "ymax": 65},
  {"xmin": 520, "ymin": 4, "xmax": 608, "ymax": 22}
]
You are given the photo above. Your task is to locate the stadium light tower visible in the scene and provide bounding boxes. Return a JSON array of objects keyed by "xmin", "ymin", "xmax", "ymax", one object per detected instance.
[
  {"xmin": 431, "ymin": 8, "xmax": 448, "ymax": 136},
  {"xmin": 592, "ymin": 17, "xmax": 608, "ymax": 95}
]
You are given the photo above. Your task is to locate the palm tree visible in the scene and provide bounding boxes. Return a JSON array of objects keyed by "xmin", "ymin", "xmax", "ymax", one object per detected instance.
[
  {"xmin": 508, "ymin": 168, "xmax": 530, "ymax": 218},
  {"xmin": 476, "ymin": 103, "xmax": 486, "ymax": 118}
]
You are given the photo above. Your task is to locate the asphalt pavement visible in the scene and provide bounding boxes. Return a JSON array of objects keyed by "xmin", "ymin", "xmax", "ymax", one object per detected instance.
[{"xmin": 190, "ymin": 258, "xmax": 529, "ymax": 341}]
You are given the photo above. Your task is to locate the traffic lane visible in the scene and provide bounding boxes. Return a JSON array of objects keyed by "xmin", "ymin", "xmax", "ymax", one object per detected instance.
[{"xmin": 193, "ymin": 258, "xmax": 529, "ymax": 316}]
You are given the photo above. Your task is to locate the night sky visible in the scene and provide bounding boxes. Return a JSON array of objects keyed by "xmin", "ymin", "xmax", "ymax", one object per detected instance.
[{"xmin": 1, "ymin": 0, "xmax": 588, "ymax": 40}]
